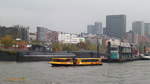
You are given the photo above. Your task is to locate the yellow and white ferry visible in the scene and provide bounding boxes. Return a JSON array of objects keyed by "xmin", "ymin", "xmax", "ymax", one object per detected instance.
[{"xmin": 48, "ymin": 51, "xmax": 103, "ymax": 66}]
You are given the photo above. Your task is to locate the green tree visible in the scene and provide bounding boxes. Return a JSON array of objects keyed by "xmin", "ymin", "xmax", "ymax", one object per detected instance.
[
  {"xmin": 0, "ymin": 35, "xmax": 15, "ymax": 48},
  {"xmin": 62, "ymin": 44, "xmax": 79, "ymax": 51},
  {"xmin": 52, "ymin": 43, "xmax": 63, "ymax": 52},
  {"xmin": 30, "ymin": 40, "xmax": 42, "ymax": 45},
  {"xmin": 77, "ymin": 42, "xmax": 88, "ymax": 49}
]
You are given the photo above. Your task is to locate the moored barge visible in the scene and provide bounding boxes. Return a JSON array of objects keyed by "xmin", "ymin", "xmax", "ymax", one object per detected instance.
[{"xmin": 105, "ymin": 40, "xmax": 140, "ymax": 62}]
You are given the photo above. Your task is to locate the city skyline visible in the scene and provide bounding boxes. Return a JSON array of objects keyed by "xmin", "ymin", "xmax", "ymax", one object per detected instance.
[{"xmin": 1, "ymin": 0, "xmax": 150, "ymax": 33}]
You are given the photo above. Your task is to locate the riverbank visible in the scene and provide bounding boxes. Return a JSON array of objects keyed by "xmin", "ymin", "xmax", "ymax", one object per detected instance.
[{"xmin": 0, "ymin": 49, "xmax": 18, "ymax": 61}]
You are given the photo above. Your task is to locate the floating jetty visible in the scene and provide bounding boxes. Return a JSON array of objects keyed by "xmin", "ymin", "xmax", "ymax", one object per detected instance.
[{"xmin": 0, "ymin": 50, "xmax": 72, "ymax": 62}]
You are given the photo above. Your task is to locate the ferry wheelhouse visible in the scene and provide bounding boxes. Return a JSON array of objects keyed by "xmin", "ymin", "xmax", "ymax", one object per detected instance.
[{"xmin": 48, "ymin": 51, "xmax": 103, "ymax": 66}]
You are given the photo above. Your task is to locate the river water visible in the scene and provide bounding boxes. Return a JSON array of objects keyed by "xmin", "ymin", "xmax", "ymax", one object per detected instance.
[{"xmin": 0, "ymin": 61, "xmax": 150, "ymax": 84}]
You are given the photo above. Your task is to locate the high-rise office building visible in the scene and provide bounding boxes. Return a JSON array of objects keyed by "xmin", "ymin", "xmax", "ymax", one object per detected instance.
[
  {"xmin": 103, "ymin": 27, "xmax": 106, "ymax": 35},
  {"xmin": 14, "ymin": 25, "xmax": 29, "ymax": 41},
  {"xmin": 87, "ymin": 25, "xmax": 95, "ymax": 34},
  {"xmin": 95, "ymin": 22, "xmax": 103, "ymax": 34},
  {"xmin": 132, "ymin": 21, "xmax": 144, "ymax": 36},
  {"xmin": 144, "ymin": 23, "xmax": 150, "ymax": 37},
  {"xmin": 106, "ymin": 15, "xmax": 126, "ymax": 39},
  {"xmin": 87, "ymin": 22, "xmax": 103, "ymax": 35},
  {"xmin": 37, "ymin": 26, "xmax": 49, "ymax": 41}
]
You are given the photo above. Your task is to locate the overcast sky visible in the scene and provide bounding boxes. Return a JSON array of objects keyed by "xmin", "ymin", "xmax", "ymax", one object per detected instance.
[{"xmin": 0, "ymin": 0, "xmax": 150, "ymax": 33}]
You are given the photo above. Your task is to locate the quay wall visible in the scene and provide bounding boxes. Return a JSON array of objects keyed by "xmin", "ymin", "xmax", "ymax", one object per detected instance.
[
  {"xmin": 0, "ymin": 50, "xmax": 50, "ymax": 62},
  {"xmin": 0, "ymin": 50, "xmax": 17, "ymax": 61}
]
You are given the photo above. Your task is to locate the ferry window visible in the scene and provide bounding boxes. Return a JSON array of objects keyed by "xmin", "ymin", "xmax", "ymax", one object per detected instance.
[
  {"xmin": 82, "ymin": 59, "xmax": 99, "ymax": 62},
  {"xmin": 121, "ymin": 47, "xmax": 131, "ymax": 53},
  {"xmin": 111, "ymin": 47, "xmax": 118, "ymax": 51},
  {"xmin": 52, "ymin": 59, "xmax": 72, "ymax": 62}
]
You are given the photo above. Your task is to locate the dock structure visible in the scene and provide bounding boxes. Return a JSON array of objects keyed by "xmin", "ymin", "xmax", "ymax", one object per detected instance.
[
  {"xmin": 104, "ymin": 41, "xmax": 141, "ymax": 62},
  {"xmin": 17, "ymin": 52, "xmax": 76, "ymax": 62},
  {"xmin": 19, "ymin": 51, "xmax": 105, "ymax": 62}
]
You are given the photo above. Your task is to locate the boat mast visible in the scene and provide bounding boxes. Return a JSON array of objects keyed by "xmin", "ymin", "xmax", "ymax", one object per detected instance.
[{"xmin": 97, "ymin": 35, "xmax": 100, "ymax": 58}]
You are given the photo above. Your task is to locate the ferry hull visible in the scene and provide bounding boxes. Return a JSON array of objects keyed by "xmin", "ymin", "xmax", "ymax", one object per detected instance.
[{"xmin": 51, "ymin": 64, "xmax": 102, "ymax": 66}]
